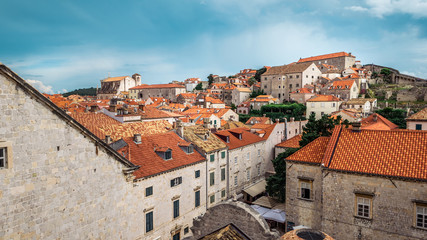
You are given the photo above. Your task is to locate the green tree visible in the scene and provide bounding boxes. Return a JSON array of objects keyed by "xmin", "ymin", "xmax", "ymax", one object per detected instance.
[
  {"xmin": 248, "ymin": 77, "xmax": 257, "ymax": 86},
  {"xmin": 249, "ymin": 89, "xmax": 265, "ymax": 98},
  {"xmin": 380, "ymin": 68, "xmax": 392, "ymax": 83},
  {"xmin": 266, "ymin": 148, "xmax": 299, "ymax": 202},
  {"xmin": 195, "ymin": 82, "xmax": 203, "ymax": 91},
  {"xmin": 230, "ymin": 103, "xmax": 237, "ymax": 110},
  {"xmin": 375, "ymin": 108, "xmax": 406, "ymax": 129},
  {"xmin": 207, "ymin": 74, "xmax": 214, "ymax": 86},
  {"xmin": 299, "ymin": 113, "xmax": 348, "ymax": 147},
  {"xmin": 63, "ymin": 87, "xmax": 97, "ymax": 97},
  {"xmin": 254, "ymin": 67, "xmax": 267, "ymax": 82}
]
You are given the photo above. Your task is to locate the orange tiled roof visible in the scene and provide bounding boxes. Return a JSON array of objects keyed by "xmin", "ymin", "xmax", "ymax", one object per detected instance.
[
  {"xmin": 276, "ymin": 135, "xmax": 302, "ymax": 149},
  {"xmin": 206, "ymin": 97, "xmax": 224, "ymax": 104},
  {"xmin": 322, "ymin": 126, "xmax": 427, "ymax": 180},
  {"xmin": 331, "ymin": 80, "xmax": 355, "ymax": 89},
  {"xmin": 130, "ymin": 83, "xmax": 184, "ymax": 90},
  {"xmin": 120, "ymin": 132, "xmax": 205, "ymax": 179},
  {"xmin": 286, "ymin": 137, "xmax": 330, "ymax": 164},
  {"xmin": 102, "ymin": 76, "xmax": 129, "ymax": 82},
  {"xmin": 291, "ymin": 88, "xmax": 313, "ymax": 94},
  {"xmin": 361, "ymin": 113, "xmax": 398, "ymax": 130},
  {"xmin": 214, "ymin": 127, "xmax": 263, "ymax": 150},
  {"xmin": 307, "ymin": 94, "xmax": 340, "ymax": 102},
  {"xmin": 178, "ymin": 93, "xmax": 197, "ymax": 99},
  {"xmin": 407, "ymin": 107, "xmax": 427, "ymax": 121},
  {"xmin": 298, "ymin": 52, "xmax": 354, "ymax": 63},
  {"xmin": 251, "ymin": 123, "xmax": 277, "ymax": 140},
  {"xmin": 245, "ymin": 117, "xmax": 270, "ymax": 125}
]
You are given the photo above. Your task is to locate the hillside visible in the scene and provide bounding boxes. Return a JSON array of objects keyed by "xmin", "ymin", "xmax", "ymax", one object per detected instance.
[{"xmin": 63, "ymin": 87, "xmax": 97, "ymax": 97}]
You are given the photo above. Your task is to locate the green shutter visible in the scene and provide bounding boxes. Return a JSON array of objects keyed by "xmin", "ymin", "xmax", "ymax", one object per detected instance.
[{"xmin": 210, "ymin": 154, "xmax": 215, "ymax": 162}]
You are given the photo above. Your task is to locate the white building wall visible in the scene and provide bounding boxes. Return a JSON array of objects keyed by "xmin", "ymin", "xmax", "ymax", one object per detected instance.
[{"xmin": 307, "ymin": 101, "xmax": 341, "ymax": 119}]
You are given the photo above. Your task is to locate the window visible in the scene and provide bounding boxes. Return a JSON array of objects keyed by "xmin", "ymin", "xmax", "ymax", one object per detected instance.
[
  {"xmin": 321, "ymin": 112, "xmax": 324, "ymax": 116},
  {"xmin": 234, "ymin": 156, "xmax": 238, "ymax": 164},
  {"xmin": 234, "ymin": 176, "xmax": 238, "ymax": 186},
  {"xmin": 258, "ymin": 149, "xmax": 261, "ymax": 157},
  {"xmin": 186, "ymin": 145, "xmax": 193, "ymax": 153},
  {"xmin": 172, "ymin": 232, "xmax": 180, "ymax": 240},
  {"xmin": 278, "ymin": 93, "xmax": 281, "ymax": 98},
  {"xmin": 296, "ymin": 75, "xmax": 299, "ymax": 78},
  {"xmin": 195, "ymin": 190, "xmax": 200, "ymax": 207},
  {"xmin": 289, "ymin": 84, "xmax": 292, "ymax": 89},
  {"xmin": 210, "ymin": 172, "xmax": 215, "ymax": 186},
  {"xmin": 246, "ymin": 170, "xmax": 250, "ymax": 181},
  {"xmin": 171, "ymin": 177, "xmax": 182, "ymax": 187},
  {"xmin": 278, "ymin": 86, "xmax": 281, "ymax": 88},
  {"xmin": 146, "ymin": 211, "xmax": 153, "ymax": 232},
  {"xmin": 296, "ymin": 84, "xmax": 299, "ymax": 87},
  {"xmin": 221, "ymin": 168, "xmax": 226, "ymax": 181},
  {"xmin": 164, "ymin": 149, "xmax": 172, "ymax": 160},
  {"xmin": 210, "ymin": 154, "xmax": 215, "ymax": 162},
  {"xmin": 416, "ymin": 204, "xmax": 427, "ymax": 229},
  {"xmin": 145, "ymin": 186, "xmax": 153, "ymax": 197},
  {"xmin": 416, "ymin": 124, "xmax": 422, "ymax": 130},
  {"xmin": 195, "ymin": 170, "xmax": 200, "ymax": 178},
  {"xmin": 355, "ymin": 195, "xmax": 372, "ymax": 219},
  {"xmin": 311, "ymin": 103, "xmax": 315, "ymax": 108},
  {"xmin": 0, "ymin": 147, "xmax": 7, "ymax": 168},
  {"xmin": 299, "ymin": 180, "xmax": 312, "ymax": 200},
  {"xmin": 321, "ymin": 102, "xmax": 325, "ymax": 107},
  {"xmin": 184, "ymin": 227, "xmax": 189, "ymax": 234},
  {"xmin": 257, "ymin": 165, "xmax": 261, "ymax": 176},
  {"xmin": 332, "ymin": 103, "xmax": 336, "ymax": 107},
  {"xmin": 246, "ymin": 153, "xmax": 250, "ymax": 161},
  {"xmin": 221, "ymin": 151, "xmax": 226, "ymax": 158},
  {"xmin": 173, "ymin": 199, "xmax": 180, "ymax": 218},
  {"xmin": 264, "ymin": 85, "xmax": 267, "ymax": 89},
  {"xmin": 210, "ymin": 194, "xmax": 215, "ymax": 204},
  {"xmin": 221, "ymin": 190, "xmax": 226, "ymax": 198}
]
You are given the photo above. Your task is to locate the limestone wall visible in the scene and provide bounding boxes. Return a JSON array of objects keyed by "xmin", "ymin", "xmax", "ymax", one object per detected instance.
[{"xmin": 322, "ymin": 171, "xmax": 427, "ymax": 240}]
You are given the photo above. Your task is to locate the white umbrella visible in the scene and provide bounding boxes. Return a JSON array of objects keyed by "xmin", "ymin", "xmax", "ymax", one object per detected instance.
[{"xmin": 262, "ymin": 209, "xmax": 286, "ymax": 223}]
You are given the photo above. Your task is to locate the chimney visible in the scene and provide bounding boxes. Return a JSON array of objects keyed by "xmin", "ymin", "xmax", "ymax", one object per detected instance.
[
  {"xmin": 275, "ymin": 119, "xmax": 280, "ymax": 123},
  {"xmin": 203, "ymin": 118, "xmax": 210, "ymax": 129},
  {"xmin": 373, "ymin": 113, "xmax": 378, "ymax": 122},
  {"xmin": 105, "ymin": 135, "xmax": 112, "ymax": 144},
  {"xmin": 90, "ymin": 105, "xmax": 97, "ymax": 112},
  {"xmin": 290, "ymin": 117, "xmax": 295, "ymax": 122},
  {"xmin": 176, "ymin": 119, "xmax": 184, "ymax": 138},
  {"xmin": 352, "ymin": 121, "xmax": 362, "ymax": 132},
  {"xmin": 263, "ymin": 114, "xmax": 266, "ymax": 117},
  {"xmin": 139, "ymin": 104, "xmax": 145, "ymax": 112},
  {"xmin": 109, "ymin": 104, "xmax": 116, "ymax": 112},
  {"xmin": 133, "ymin": 134, "xmax": 142, "ymax": 144}
]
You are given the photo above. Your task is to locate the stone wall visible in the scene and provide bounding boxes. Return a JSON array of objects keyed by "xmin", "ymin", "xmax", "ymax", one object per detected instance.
[
  {"xmin": 285, "ymin": 162, "xmax": 323, "ymax": 230},
  {"xmin": 190, "ymin": 201, "xmax": 280, "ymax": 240},
  {"xmin": 0, "ymin": 70, "xmax": 145, "ymax": 239},
  {"xmin": 321, "ymin": 171, "xmax": 427, "ymax": 240}
]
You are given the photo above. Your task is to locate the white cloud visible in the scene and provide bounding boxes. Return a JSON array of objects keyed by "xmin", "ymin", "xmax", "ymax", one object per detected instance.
[
  {"xmin": 364, "ymin": 0, "xmax": 427, "ymax": 18},
  {"xmin": 345, "ymin": 6, "xmax": 369, "ymax": 12},
  {"xmin": 26, "ymin": 79, "xmax": 54, "ymax": 94}
]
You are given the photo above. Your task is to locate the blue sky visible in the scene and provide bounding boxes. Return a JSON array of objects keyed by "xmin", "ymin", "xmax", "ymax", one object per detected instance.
[{"xmin": 1, "ymin": 0, "xmax": 427, "ymax": 93}]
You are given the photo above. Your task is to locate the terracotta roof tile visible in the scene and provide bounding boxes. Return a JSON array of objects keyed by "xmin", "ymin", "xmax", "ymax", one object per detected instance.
[
  {"xmin": 263, "ymin": 62, "xmax": 313, "ymax": 76},
  {"xmin": 102, "ymin": 76, "xmax": 129, "ymax": 82},
  {"xmin": 361, "ymin": 113, "xmax": 398, "ymax": 130},
  {"xmin": 330, "ymin": 80, "xmax": 355, "ymax": 89},
  {"xmin": 298, "ymin": 52, "xmax": 354, "ymax": 63},
  {"xmin": 322, "ymin": 127, "xmax": 427, "ymax": 180},
  {"xmin": 291, "ymin": 88, "xmax": 313, "ymax": 94},
  {"xmin": 286, "ymin": 137, "xmax": 330, "ymax": 164},
  {"xmin": 214, "ymin": 127, "xmax": 264, "ymax": 150},
  {"xmin": 120, "ymin": 132, "xmax": 205, "ymax": 179},
  {"xmin": 407, "ymin": 107, "xmax": 427, "ymax": 120},
  {"xmin": 129, "ymin": 83, "xmax": 184, "ymax": 90},
  {"xmin": 276, "ymin": 135, "xmax": 302, "ymax": 149},
  {"xmin": 307, "ymin": 94, "xmax": 340, "ymax": 102}
]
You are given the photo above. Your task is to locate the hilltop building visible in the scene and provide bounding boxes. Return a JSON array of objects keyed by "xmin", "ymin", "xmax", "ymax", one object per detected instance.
[{"xmin": 97, "ymin": 74, "xmax": 141, "ymax": 99}]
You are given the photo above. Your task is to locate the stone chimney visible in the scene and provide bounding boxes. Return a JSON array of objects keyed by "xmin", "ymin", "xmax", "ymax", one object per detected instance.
[
  {"xmin": 203, "ymin": 118, "xmax": 210, "ymax": 129},
  {"xmin": 373, "ymin": 113, "xmax": 378, "ymax": 122},
  {"xmin": 290, "ymin": 117, "xmax": 295, "ymax": 122},
  {"xmin": 109, "ymin": 104, "xmax": 116, "ymax": 112},
  {"xmin": 139, "ymin": 104, "xmax": 145, "ymax": 112},
  {"xmin": 352, "ymin": 121, "xmax": 362, "ymax": 132},
  {"xmin": 105, "ymin": 135, "xmax": 112, "ymax": 144},
  {"xmin": 176, "ymin": 119, "xmax": 184, "ymax": 138},
  {"xmin": 275, "ymin": 119, "xmax": 280, "ymax": 123},
  {"xmin": 90, "ymin": 105, "xmax": 97, "ymax": 112},
  {"xmin": 263, "ymin": 114, "xmax": 266, "ymax": 117},
  {"xmin": 133, "ymin": 134, "xmax": 142, "ymax": 144}
]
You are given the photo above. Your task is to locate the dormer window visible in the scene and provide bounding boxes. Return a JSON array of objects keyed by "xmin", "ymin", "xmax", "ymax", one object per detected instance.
[
  {"xmin": 238, "ymin": 134, "xmax": 242, "ymax": 140},
  {"xmin": 156, "ymin": 147, "xmax": 172, "ymax": 160},
  {"xmin": 186, "ymin": 145, "xmax": 193, "ymax": 154},
  {"xmin": 226, "ymin": 136, "xmax": 230, "ymax": 143}
]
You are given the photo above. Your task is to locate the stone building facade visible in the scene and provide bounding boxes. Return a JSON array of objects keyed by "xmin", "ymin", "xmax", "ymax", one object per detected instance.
[
  {"xmin": 298, "ymin": 52, "xmax": 356, "ymax": 71},
  {"xmin": 97, "ymin": 74, "xmax": 141, "ymax": 99},
  {"xmin": 261, "ymin": 63, "xmax": 322, "ymax": 102},
  {"xmin": 129, "ymin": 83, "xmax": 186, "ymax": 101}
]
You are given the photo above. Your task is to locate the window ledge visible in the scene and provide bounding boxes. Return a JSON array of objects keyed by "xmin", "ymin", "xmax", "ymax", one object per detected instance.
[
  {"xmin": 297, "ymin": 197, "xmax": 314, "ymax": 202},
  {"xmin": 412, "ymin": 226, "xmax": 427, "ymax": 231},
  {"xmin": 354, "ymin": 215, "xmax": 372, "ymax": 221}
]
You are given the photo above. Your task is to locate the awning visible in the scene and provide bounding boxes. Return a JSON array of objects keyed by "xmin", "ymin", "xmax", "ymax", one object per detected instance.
[
  {"xmin": 242, "ymin": 180, "xmax": 266, "ymax": 197},
  {"xmin": 251, "ymin": 205, "xmax": 270, "ymax": 215},
  {"xmin": 252, "ymin": 196, "xmax": 278, "ymax": 209},
  {"xmin": 262, "ymin": 209, "xmax": 286, "ymax": 223}
]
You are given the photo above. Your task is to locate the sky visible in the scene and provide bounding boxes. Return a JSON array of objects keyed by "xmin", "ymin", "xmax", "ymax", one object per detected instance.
[{"xmin": 1, "ymin": 0, "xmax": 427, "ymax": 94}]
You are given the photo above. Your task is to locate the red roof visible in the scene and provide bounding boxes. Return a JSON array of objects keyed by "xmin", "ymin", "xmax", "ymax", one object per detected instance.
[
  {"xmin": 276, "ymin": 135, "xmax": 302, "ymax": 149},
  {"xmin": 120, "ymin": 132, "xmax": 205, "ymax": 179},
  {"xmin": 291, "ymin": 88, "xmax": 313, "ymax": 94},
  {"xmin": 361, "ymin": 113, "xmax": 398, "ymax": 130},
  {"xmin": 298, "ymin": 52, "xmax": 355, "ymax": 63},
  {"xmin": 214, "ymin": 127, "xmax": 264, "ymax": 150},
  {"xmin": 307, "ymin": 94, "xmax": 340, "ymax": 102},
  {"xmin": 245, "ymin": 117, "xmax": 270, "ymax": 125},
  {"xmin": 331, "ymin": 80, "xmax": 355, "ymax": 89},
  {"xmin": 286, "ymin": 137, "xmax": 330, "ymax": 164},
  {"xmin": 321, "ymin": 126, "xmax": 427, "ymax": 180},
  {"xmin": 130, "ymin": 84, "xmax": 184, "ymax": 90}
]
